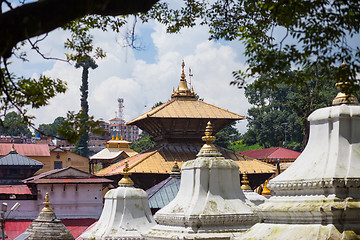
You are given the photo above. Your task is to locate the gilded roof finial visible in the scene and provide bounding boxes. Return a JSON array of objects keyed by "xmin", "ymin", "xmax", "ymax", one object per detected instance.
[
  {"xmin": 181, "ymin": 60, "xmax": 186, "ymax": 80},
  {"xmin": 120, "ymin": 135, "xmax": 123, "ymax": 141},
  {"xmin": 41, "ymin": 192, "xmax": 54, "ymax": 213},
  {"xmin": 11, "ymin": 143, "xmax": 15, "ymax": 152},
  {"xmin": 116, "ymin": 133, "xmax": 120, "ymax": 140},
  {"xmin": 241, "ymin": 172, "xmax": 251, "ymax": 190},
  {"xmin": 262, "ymin": 180, "xmax": 271, "ymax": 196},
  {"xmin": 171, "ymin": 60, "xmax": 195, "ymax": 99},
  {"xmin": 199, "ymin": 122, "xmax": 219, "ymax": 154},
  {"xmin": 112, "ymin": 135, "xmax": 115, "ymax": 140},
  {"xmin": 332, "ymin": 62, "xmax": 359, "ymax": 105},
  {"xmin": 171, "ymin": 161, "xmax": 180, "ymax": 173},
  {"xmin": 118, "ymin": 161, "xmax": 134, "ymax": 186}
]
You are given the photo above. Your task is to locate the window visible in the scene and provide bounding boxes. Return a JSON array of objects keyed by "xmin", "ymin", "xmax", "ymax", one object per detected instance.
[{"xmin": 54, "ymin": 161, "xmax": 63, "ymax": 169}]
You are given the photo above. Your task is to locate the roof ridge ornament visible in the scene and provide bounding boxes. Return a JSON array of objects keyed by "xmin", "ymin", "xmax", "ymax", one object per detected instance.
[
  {"xmin": 332, "ymin": 62, "xmax": 359, "ymax": 105},
  {"xmin": 171, "ymin": 60, "xmax": 195, "ymax": 99},
  {"xmin": 118, "ymin": 161, "xmax": 134, "ymax": 186}
]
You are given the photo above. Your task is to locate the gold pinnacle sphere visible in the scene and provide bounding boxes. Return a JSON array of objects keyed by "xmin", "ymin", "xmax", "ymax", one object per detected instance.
[
  {"xmin": 241, "ymin": 172, "xmax": 251, "ymax": 190},
  {"xmin": 41, "ymin": 192, "xmax": 53, "ymax": 213},
  {"xmin": 171, "ymin": 60, "xmax": 195, "ymax": 98},
  {"xmin": 199, "ymin": 122, "xmax": 218, "ymax": 153},
  {"xmin": 118, "ymin": 161, "xmax": 134, "ymax": 186},
  {"xmin": 171, "ymin": 161, "xmax": 180, "ymax": 173},
  {"xmin": 332, "ymin": 62, "xmax": 359, "ymax": 105}
]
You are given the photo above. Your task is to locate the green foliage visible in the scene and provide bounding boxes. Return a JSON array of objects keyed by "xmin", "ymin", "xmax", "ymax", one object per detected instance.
[
  {"xmin": 232, "ymin": 141, "xmax": 263, "ymax": 152},
  {"xmin": 38, "ymin": 117, "xmax": 66, "ymax": 138},
  {"xmin": 63, "ymin": 15, "xmax": 127, "ymax": 63},
  {"xmin": 74, "ymin": 57, "xmax": 98, "ymax": 158},
  {"xmin": 243, "ymin": 65, "xmax": 338, "ymax": 149},
  {"xmin": 130, "ymin": 131, "xmax": 156, "ymax": 153},
  {"xmin": 152, "ymin": 101, "xmax": 164, "ymax": 109},
  {"xmin": 144, "ymin": 1, "xmax": 360, "ymax": 92},
  {"xmin": 0, "ymin": 111, "xmax": 32, "ymax": 136},
  {"xmin": 213, "ymin": 123, "xmax": 241, "ymax": 149},
  {"xmin": 0, "ymin": 68, "xmax": 67, "ymax": 128},
  {"xmin": 57, "ymin": 111, "xmax": 105, "ymax": 145}
]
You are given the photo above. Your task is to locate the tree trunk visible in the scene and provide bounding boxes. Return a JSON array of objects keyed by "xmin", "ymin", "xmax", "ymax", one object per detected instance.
[{"xmin": 0, "ymin": 0, "xmax": 158, "ymax": 57}]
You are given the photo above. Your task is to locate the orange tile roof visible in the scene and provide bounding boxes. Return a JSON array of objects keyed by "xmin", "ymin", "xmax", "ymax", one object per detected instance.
[
  {"xmin": 96, "ymin": 143, "xmax": 275, "ymax": 177},
  {"xmin": 0, "ymin": 143, "xmax": 50, "ymax": 156},
  {"xmin": 128, "ymin": 98, "xmax": 244, "ymax": 124}
]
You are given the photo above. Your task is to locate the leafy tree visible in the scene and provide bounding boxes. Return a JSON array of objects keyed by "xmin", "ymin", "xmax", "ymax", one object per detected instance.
[
  {"xmin": 74, "ymin": 57, "xmax": 98, "ymax": 158},
  {"xmin": 0, "ymin": 111, "xmax": 32, "ymax": 136},
  {"xmin": 57, "ymin": 111, "xmax": 105, "ymax": 144},
  {"xmin": 0, "ymin": 0, "xmax": 158, "ymax": 137},
  {"xmin": 0, "ymin": 0, "xmax": 158, "ymax": 58},
  {"xmin": 243, "ymin": 65, "xmax": 338, "ymax": 149},
  {"xmin": 130, "ymin": 131, "xmax": 156, "ymax": 153},
  {"xmin": 144, "ymin": 1, "xmax": 360, "ymax": 92},
  {"xmin": 38, "ymin": 116, "xmax": 65, "ymax": 138},
  {"xmin": 214, "ymin": 123, "xmax": 241, "ymax": 149}
]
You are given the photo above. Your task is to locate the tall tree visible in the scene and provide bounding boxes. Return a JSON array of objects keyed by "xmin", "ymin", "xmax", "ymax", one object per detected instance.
[
  {"xmin": 38, "ymin": 116, "xmax": 65, "ymax": 138},
  {"xmin": 74, "ymin": 57, "xmax": 98, "ymax": 158},
  {"xmin": 244, "ymin": 65, "xmax": 338, "ymax": 149},
  {"xmin": 214, "ymin": 123, "xmax": 241, "ymax": 149},
  {"xmin": 0, "ymin": 111, "xmax": 32, "ymax": 136}
]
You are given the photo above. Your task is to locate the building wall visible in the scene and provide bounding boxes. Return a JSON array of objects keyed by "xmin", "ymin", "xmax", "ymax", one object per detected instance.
[
  {"xmin": 109, "ymin": 124, "xmax": 139, "ymax": 142},
  {"xmin": 3, "ymin": 183, "xmax": 104, "ymax": 219},
  {"xmin": 37, "ymin": 183, "xmax": 104, "ymax": 219},
  {"xmin": 33, "ymin": 151, "xmax": 89, "ymax": 174},
  {"xmin": 0, "ymin": 199, "xmax": 39, "ymax": 219}
]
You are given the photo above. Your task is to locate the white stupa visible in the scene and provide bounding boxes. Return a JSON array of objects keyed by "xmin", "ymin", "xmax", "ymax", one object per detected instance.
[
  {"xmin": 80, "ymin": 162, "xmax": 155, "ymax": 240},
  {"xmin": 240, "ymin": 64, "xmax": 360, "ymax": 239},
  {"xmin": 143, "ymin": 122, "xmax": 257, "ymax": 240}
]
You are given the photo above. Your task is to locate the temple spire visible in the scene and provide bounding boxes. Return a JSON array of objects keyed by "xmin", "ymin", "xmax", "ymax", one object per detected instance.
[
  {"xmin": 171, "ymin": 60, "xmax": 195, "ymax": 99},
  {"xmin": 332, "ymin": 62, "xmax": 358, "ymax": 105},
  {"xmin": 241, "ymin": 172, "xmax": 251, "ymax": 190},
  {"xmin": 118, "ymin": 161, "xmax": 134, "ymax": 186},
  {"xmin": 41, "ymin": 192, "xmax": 54, "ymax": 213}
]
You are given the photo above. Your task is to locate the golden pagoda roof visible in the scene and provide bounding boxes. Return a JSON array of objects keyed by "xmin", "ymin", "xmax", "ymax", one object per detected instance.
[
  {"xmin": 127, "ymin": 60, "xmax": 244, "ymax": 125},
  {"xmin": 128, "ymin": 99, "xmax": 244, "ymax": 124},
  {"xmin": 95, "ymin": 143, "xmax": 275, "ymax": 176}
]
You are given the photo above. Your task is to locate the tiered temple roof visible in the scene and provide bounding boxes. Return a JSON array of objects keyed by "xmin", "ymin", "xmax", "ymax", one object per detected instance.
[{"xmin": 96, "ymin": 61, "xmax": 275, "ymax": 189}]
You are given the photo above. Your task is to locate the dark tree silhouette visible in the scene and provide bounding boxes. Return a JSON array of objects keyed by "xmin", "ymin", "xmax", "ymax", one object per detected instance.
[{"xmin": 74, "ymin": 57, "xmax": 98, "ymax": 158}]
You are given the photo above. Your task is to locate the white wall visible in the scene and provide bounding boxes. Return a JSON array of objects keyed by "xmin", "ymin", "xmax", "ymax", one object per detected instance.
[{"xmin": 2, "ymin": 183, "xmax": 104, "ymax": 219}]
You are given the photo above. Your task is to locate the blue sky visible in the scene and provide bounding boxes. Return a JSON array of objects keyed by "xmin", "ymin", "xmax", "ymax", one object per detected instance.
[{"xmin": 9, "ymin": 17, "xmax": 251, "ymax": 133}]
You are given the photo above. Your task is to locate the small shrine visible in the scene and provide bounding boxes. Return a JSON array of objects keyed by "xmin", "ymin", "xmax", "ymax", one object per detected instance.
[
  {"xmin": 0, "ymin": 144, "xmax": 43, "ymax": 184},
  {"xmin": 80, "ymin": 162, "xmax": 155, "ymax": 240},
  {"xmin": 90, "ymin": 134, "xmax": 137, "ymax": 172},
  {"xmin": 143, "ymin": 122, "xmax": 257, "ymax": 240},
  {"xmin": 239, "ymin": 63, "xmax": 360, "ymax": 239},
  {"xmin": 21, "ymin": 193, "xmax": 74, "ymax": 240}
]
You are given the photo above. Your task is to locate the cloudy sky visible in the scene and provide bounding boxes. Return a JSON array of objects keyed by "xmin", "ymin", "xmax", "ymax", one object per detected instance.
[{"xmin": 9, "ymin": 18, "xmax": 251, "ymax": 133}]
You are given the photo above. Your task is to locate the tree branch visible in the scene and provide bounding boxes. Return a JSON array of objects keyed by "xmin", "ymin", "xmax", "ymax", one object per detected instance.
[{"xmin": 0, "ymin": 0, "xmax": 159, "ymax": 58}]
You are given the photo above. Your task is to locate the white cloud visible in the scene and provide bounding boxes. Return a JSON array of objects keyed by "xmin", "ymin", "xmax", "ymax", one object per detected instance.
[{"xmin": 22, "ymin": 21, "xmax": 250, "ymax": 133}]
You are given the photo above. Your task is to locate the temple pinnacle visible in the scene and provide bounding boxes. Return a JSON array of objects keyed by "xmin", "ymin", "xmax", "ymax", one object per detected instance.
[{"xmin": 118, "ymin": 161, "xmax": 134, "ymax": 186}]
